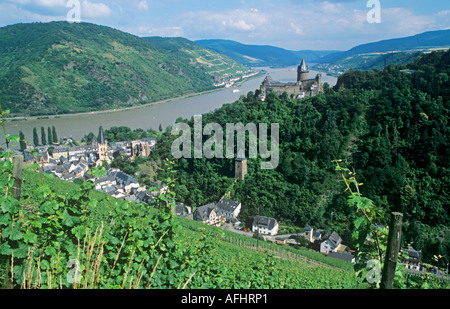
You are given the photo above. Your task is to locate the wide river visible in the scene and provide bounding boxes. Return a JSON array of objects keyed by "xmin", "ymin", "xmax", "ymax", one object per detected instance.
[{"xmin": 4, "ymin": 67, "xmax": 337, "ymax": 147}]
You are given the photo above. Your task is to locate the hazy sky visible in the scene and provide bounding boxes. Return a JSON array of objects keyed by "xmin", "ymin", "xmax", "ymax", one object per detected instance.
[{"xmin": 1, "ymin": 0, "xmax": 449, "ymax": 50}]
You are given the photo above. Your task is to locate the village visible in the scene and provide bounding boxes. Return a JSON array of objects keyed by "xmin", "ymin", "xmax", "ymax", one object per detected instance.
[{"xmin": 19, "ymin": 128, "xmax": 439, "ymax": 276}]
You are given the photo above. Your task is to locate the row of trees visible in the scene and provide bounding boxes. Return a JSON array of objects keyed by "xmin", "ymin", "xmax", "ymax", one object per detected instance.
[{"xmin": 19, "ymin": 126, "xmax": 58, "ymax": 151}]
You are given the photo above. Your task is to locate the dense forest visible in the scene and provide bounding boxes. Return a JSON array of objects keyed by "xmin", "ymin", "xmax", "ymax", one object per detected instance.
[{"xmin": 150, "ymin": 50, "xmax": 450, "ymax": 267}]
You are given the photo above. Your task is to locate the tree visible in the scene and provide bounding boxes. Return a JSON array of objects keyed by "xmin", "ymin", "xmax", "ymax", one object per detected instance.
[
  {"xmin": 52, "ymin": 126, "xmax": 58, "ymax": 144},
  {"xmin": 41, "ymin": 127, "xmax": 47, "ymax": 145},
  {"xmin": 47, "ymin": 127, "xmax": 53, "ymax": 145},
  {"xmin": 19, "ymin": 131, "xmax": 26, "ymax": 151},
  {"xmin": 33, "ymin": 127, "xmax": 39, "ymax": 147}
]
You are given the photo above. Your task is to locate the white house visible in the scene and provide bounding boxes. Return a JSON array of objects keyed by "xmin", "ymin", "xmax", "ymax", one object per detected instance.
[
  {"xmin": 193, "ymin": 203, "xmax": 225, "ymax": 226},
  {"xmin": 94, "ymin": 174, "xmax": 117, "ymax": 190},
  {"xmin": 252, "ymin": 215, "xmax": 279, "ymax": 236},
  {"xmin": 319, "ymin": 231, "xmax": 342, "ymax": 254},
  {"xmin": 216, "ymin": 199, "xmax": 241, "ymax": 223},
  {"xmin": 115, "ymin": 171, "xmax": 140, "ymax": 194}
]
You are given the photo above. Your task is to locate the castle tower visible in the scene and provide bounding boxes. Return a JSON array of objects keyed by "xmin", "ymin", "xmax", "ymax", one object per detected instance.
[
  {"xmin": 97, "ymin": 127, "xmax": 108, "ymax": 164},
  {"xmin": 235, "ymin": 149, "xmax": 247, "ymax": 180},
  {"xmin": 297, "ymin": 58, "xmax": 309, "ymax": 82}
]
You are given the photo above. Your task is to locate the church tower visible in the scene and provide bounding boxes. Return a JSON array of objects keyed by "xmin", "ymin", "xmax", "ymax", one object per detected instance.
[
  {"xmin": 235, "ymin": 149, "xmax": 247, "ymax": 180},
  {"xmin": 97, "ymin": 127, "xmax": 108, "ymax": 165},
  {"xmin": 297, "ymin": 58, "xmax": 309, "ymax": 82}
]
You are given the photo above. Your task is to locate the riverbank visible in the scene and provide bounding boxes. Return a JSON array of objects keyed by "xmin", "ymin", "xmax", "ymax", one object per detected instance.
[
  {"xmin": 5, "ymin": 87, "xmax": 224, "ymax": 121},
  {"xmin": 6, "ymin": 71, "xmax": 266, "ymax": 122}
]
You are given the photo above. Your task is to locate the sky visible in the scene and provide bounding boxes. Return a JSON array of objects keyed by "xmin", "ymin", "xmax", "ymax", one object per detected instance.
[{"xmin": 0, "ymin": 0, "xmax": 449, "ymax": 51}]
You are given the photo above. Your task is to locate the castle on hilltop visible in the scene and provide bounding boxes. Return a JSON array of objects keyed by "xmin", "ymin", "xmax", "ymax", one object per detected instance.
[{"xmin": 259, "ymin": 59, "xmax": 323, "ymax": 100}]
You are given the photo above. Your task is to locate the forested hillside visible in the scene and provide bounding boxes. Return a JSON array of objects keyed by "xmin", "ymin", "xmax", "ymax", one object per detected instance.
[
  {"xmin": 0, "ymin": 22, "xmax": 216, "ymax": 116},
  {"xmin": 152, "ymin": 50, "xmax": 450, "ymax": 267}
]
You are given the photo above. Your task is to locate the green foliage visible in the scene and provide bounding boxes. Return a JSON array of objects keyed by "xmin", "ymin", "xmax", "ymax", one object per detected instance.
[
  {"xmin": 19, "ymin": 131, "xmax": 26, "ymax": 151},
  {"xmin": 40, "ymin": 127, "xmax": 46, "ymax": 146},
  {"xmin": 152, "ymin": 85, "xmax": 366, "ymax": 229},
  {"xmin": 52, "ymin": 126, "xmax": 58, "ymax": 144},
  {"xmin": 334, "ymin": 160, "xmax": 388, "ymax": 286},
  {"xmin": 150, "ymin": 50, "xmax": 450, "ymax": 276},
  {"xmin": 104, "ymin": 126, "xmax": 159, "ymax": 142},
  {"xmin": 0, "ymin": 146, "xmax": 361, "ymax": 289},
  {"xmin": 32, "ymin": 128, "xmax": 38, "ymax": 147},
  {"xmin": 338, "ymin": 50, "xmax": 450, "ymax": 267}
]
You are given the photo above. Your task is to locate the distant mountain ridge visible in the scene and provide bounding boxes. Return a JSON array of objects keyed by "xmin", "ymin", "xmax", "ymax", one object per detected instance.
[
  {"xmin": 195, "ymin": 39, "xmax": 339, "ymax": 67},
  {"xmin": 196, "ymin": 30, "xmax": 450, "ymax": 73},
  {"xmin": 319, "ymin": 29, "xmax": 450, "ymax": 64}
]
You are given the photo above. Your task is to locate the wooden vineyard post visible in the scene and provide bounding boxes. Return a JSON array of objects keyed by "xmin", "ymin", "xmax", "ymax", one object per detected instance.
[
  {"xmin": 256, "ymin": 207, "xmax": 260, "ymax": 250},
  {"xmin": 12, "ymin": 155, "xmax": 23, "ymax": 201},
  {"xmin": 381, "ymin": 212, "xmax": 403, "ymax": 289}
]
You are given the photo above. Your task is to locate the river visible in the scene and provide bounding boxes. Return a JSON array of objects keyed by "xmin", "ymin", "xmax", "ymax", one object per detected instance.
[{"xmin": 3, "ymin": 67, "xmax": 337, "ymax": 147}]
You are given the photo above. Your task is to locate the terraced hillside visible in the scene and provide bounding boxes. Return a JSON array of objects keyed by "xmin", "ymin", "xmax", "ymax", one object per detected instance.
[{"xmin": 143, "ymin": 36, "xmax": 258, "ymax": 87}]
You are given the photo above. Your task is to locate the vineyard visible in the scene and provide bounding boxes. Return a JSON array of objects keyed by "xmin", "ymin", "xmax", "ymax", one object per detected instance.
[
  {"xmin": 0, "ymin": 144, "xmax": 359, "ymax": 289},
  {"xmin": 175, "ymin": 216, "xmax": 359, "ymax": 289},
  {"xmin": 1, "ymin": 152, "xmax": 450, "ymax": 289}
]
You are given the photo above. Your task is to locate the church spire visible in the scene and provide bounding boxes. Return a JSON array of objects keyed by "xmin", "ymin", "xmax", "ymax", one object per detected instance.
[{"xmin": 99, "ymin": 126, "xmax": 105, "ymax": 145}]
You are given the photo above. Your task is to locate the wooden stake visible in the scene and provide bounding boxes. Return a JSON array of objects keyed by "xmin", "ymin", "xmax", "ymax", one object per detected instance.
[
  {"xmin": 381, "ymin": 212, "xmax": 403, "ymax": 289},
  {"xmin": 12, "ymin": 155, "xmax": 23, "ymax": 201}
]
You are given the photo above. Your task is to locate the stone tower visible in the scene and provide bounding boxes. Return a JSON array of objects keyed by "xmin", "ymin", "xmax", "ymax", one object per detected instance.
[
  {"xmin": 297, "ymin": 58, "xmax": 309, "ymax": 82},
  {"xmin": 235, "ymin": 149, "xmax": 247, "ymax": 180}
]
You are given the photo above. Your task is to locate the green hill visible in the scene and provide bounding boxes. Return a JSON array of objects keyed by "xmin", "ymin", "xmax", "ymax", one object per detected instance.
[{"xmin": 0, "ymin": 22, "xmax": 218, "ymax": 116}]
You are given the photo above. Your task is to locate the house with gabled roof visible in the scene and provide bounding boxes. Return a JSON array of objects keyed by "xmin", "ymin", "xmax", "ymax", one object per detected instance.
[
  {"xmin": 216, "ymin": 198, "xmax": 241, "ymax": 223},
  {"xmin": 175, "ymin": 203, "xmax": 192, "ymax": 218},
  {"xmin": 136, "ymin": 190, "xmax": 154, "ymax": 205},
  {"xmin": 252, "ymin": 215, "xmax": 279, "ymax": 236},
  {"xmin": 115, "ymin": 171, "xmax": 140, "ymax": 194},
  {"xmin": 320, "ymin": 231, "xmax": 342, "ymax": 254},
  {"xmin": 328, "ymin": 251, "xmax": 355, "ymax": 263},
  {"xmin": 94, "ymin": 174, "xmax": 117, "ymax": 190},
  {"xmin": 193, "ymin": 203, "xmax": 225, "ymax": 226}
]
